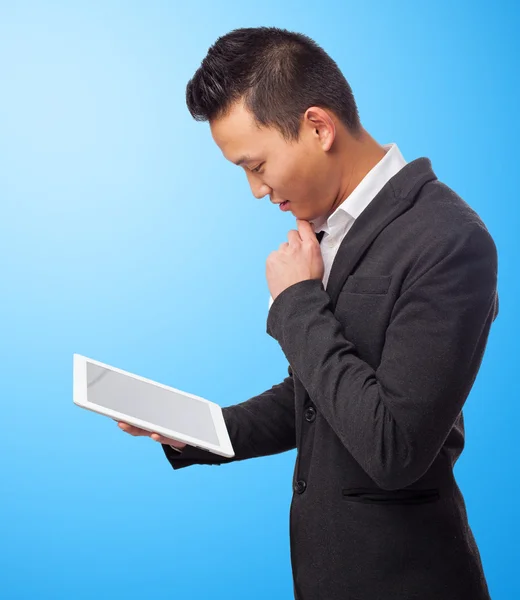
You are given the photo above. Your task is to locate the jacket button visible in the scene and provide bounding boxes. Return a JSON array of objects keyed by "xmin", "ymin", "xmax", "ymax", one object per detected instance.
[
  {"xmin": 294, "ymin": 479, "xmax": 307, "ymax": 494},
  {"xmin": 304, "ymin": 406, "xmax": 316, "ymax": 422}
]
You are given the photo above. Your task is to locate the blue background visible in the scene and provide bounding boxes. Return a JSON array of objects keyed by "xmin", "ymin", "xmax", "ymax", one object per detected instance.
[{"xmin": 1, "ymin": 1, "xmax": 518, "ymax": 598}]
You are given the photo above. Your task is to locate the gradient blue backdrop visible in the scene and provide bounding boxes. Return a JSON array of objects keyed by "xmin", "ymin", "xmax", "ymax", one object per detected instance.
[{"xmin": 1, "ymin": 1, "xmax": 518, "ymax": 598}]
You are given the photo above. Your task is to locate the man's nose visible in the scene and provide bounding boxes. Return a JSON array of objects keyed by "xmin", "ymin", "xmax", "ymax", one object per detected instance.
[{"xmin": 250, "ymin": 182, "xmax": 271, "ymax": 199}]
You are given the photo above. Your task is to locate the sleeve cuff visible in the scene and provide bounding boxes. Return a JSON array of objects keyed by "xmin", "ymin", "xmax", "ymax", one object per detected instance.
[{"xmin": 267, "ymin": 279, "xmax": 326, "ymax": 340}]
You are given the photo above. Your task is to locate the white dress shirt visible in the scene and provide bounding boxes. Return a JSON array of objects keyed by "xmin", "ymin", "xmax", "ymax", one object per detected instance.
[
  {"xmin": 268, "ymin": 143, "xmax": 407, "ymax": 309},
  {"xmin": 171, "ymin": 143, "xmax": 407, "ymax": 453}
]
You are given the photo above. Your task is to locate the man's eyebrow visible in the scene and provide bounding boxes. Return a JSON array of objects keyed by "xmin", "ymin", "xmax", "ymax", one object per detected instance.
[{"xmin": 234, "ymin": 154, "xmax": 258, "ymax": 166}]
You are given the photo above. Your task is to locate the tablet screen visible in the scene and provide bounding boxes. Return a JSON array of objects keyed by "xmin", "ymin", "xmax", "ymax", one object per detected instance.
[{"xmin": 86, "ymin": 362, "xmax": 220, "ymax": 445}]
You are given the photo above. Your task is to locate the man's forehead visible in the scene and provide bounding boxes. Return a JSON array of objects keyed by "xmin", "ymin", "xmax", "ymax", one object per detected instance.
[
  {"xmin": 210, "ymin": 103, "xmax": 284, "ymax": 163},
  {"xmin": 211, "ymin": 102, "xmax": 255, "ymax": 138},
  {"xmin": 214, "ymin": 138, "xmax": 264, "ymax": 166},
  {"xmin": 211, "ymin": 124, "xmax": 267, "ymax": 165}
]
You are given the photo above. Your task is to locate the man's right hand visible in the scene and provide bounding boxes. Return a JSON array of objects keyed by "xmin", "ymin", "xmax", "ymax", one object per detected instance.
[{"xmin": 116, "ymin": 421, "xmax": 187, "ymax": 450}]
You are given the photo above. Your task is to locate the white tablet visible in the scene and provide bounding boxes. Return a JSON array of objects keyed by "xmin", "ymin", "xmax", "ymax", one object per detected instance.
[{"xmin": 73, "ymin": 353, "xmax": 235, "ymax": 458}]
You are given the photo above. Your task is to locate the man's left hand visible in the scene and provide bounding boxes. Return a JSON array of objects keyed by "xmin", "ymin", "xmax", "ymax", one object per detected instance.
[{"xmin": 266, "ymin": 219, "xmax": 324, "ymax": 302}]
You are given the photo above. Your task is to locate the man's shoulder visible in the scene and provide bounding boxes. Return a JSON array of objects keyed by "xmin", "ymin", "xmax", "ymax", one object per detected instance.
[
  {"xmin": 378, "ymin": 176, "xmax": 498, "ymax": 288},
  {"xmin": 398, "ymin": 177, "xmax": 494, "ymax": 248}
]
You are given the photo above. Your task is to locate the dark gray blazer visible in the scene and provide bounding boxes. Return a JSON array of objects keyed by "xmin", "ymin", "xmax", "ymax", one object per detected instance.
[{"xmin": 162, "ymin": 157, "xmax": 499, "ymax": 600}]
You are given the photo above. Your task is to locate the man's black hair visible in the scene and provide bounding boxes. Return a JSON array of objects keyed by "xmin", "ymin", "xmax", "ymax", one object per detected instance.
[{"xmin": 186, "ymin": 26, "xmax": 361, "ymax": 142}]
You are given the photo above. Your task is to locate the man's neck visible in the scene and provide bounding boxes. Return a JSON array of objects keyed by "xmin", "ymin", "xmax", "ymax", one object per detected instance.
[{"xmin": 327, "ymin": 129, "xmax": 387, "ymax": 219}]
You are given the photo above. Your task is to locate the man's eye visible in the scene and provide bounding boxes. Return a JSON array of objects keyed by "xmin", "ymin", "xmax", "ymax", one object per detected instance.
[{"xmin": 251, "ymin": 163, "xmax": 264, "ymax": 173}]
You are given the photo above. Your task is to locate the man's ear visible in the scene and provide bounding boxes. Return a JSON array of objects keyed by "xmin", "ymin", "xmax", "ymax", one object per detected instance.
[{"xmin": 304, "ymin": 106, "xmax": 336, "ymax": 152}]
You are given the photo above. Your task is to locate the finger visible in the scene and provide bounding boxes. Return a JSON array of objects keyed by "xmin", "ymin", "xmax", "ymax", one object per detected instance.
[
  {"xmin": 296, "ymin": 219, "xmax": 315, "ymax": 242},
  {"xmin": 150, "ymin": 433, "xmax": 185, "ymax": 448},
  {"xmin": 287, "ymin": 230, "xmax": 301, "ymax": 245},
  {"xmin": 117, "ymin": 422, "xmax": 150, "ymax": 436}
]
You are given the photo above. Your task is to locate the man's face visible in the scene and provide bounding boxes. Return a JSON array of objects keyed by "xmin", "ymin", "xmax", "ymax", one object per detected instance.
[{"xmin": 210, "ymin": 100, "xmax": 342, "ymax": 222}]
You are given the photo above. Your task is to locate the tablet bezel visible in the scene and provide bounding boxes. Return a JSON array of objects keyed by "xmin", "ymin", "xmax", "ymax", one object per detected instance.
[{"xmin": 73, "ymin": 353, "xmax": 235, "ymax": 458}]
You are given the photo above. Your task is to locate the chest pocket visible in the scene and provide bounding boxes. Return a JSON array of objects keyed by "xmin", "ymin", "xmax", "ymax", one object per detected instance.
[
  {"xmin": 335, "ymin": 275, "xmax": 393, "ymax": 367},
  {"xmin": 341, "ymin": 275, "xmax": 392, "ymax": 295}
]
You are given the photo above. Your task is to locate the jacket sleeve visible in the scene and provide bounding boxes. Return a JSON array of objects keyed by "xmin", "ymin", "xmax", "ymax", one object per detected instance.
[
  {"xmin": 266, "ymin": 223, "xmax": 499, "ymax": 490},
  {"xmin": 162, "ymin": 369, "xmax": 296, "ymax": 470}
]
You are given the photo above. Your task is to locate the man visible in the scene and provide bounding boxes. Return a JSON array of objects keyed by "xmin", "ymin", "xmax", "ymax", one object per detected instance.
[{"xmin": 119, "ymin": 27, "xmax": 498, "ymax": 600}]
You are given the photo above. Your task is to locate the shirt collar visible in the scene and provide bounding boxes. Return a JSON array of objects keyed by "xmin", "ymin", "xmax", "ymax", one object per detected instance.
[{"xmin": 311, "ymin": 143, "xmax": 407, "ymax": 235}]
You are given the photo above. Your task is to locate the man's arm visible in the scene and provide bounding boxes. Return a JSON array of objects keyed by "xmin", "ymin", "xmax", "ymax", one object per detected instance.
[
  {"xmin": 162, "ymin": 371, "xmax": 296, "ymax": 470},
  {"xmin": 266, "ymin": 223, "xmax": 498, "ymax": 490}
]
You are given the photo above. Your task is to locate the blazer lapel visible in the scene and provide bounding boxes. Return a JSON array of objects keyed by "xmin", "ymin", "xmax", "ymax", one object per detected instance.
[{"xmin": 325, "ymin": 158, "xmax": 438, "ymax": 308}]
